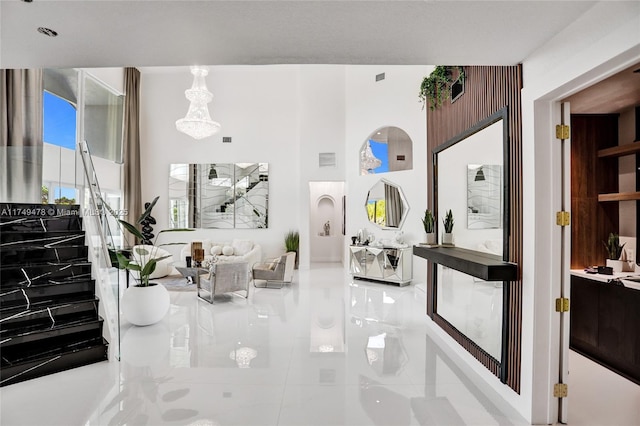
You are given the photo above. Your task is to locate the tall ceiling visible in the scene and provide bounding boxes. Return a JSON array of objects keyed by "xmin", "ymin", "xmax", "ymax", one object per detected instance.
[{"xmin": 0, "ymin": 0, "xmax": 599, "ymax": 69}]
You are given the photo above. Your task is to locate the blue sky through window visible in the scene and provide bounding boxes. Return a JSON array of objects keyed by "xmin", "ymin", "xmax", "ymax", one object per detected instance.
[
  {"xmin": 369, "ymin": 140, "xmax": 389, "ymax": 173},
  {"xmin": 43, "ymin": 91, "xmax": 76, "ymax": 150}
]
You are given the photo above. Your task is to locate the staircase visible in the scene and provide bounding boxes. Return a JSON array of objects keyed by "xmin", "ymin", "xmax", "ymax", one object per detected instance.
[{"xmin": 0, "ymin": 203, "xmax": 109, "ymax": 387}]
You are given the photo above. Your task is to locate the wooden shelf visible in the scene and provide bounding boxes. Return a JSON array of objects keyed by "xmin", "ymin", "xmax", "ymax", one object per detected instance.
[
  {"xmin": 597, "ymin": 141, "xmax": 640, "ymax": 158},
  {"xmin": 413, "ymin": 245, "xmax": 517, "ymax": 281},
  {"xmin": 598, "ymin": 192, "xmax": 640, "ymax": 202}
]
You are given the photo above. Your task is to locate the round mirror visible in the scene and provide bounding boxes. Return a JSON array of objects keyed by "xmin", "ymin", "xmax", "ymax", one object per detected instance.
[
  {"xmin": 359, "ymin": 126, "xmax": 413, "ymax": 175},
  {"xmin": 365, "ymin": 179, "xmax": 409, "ymax": 229}
]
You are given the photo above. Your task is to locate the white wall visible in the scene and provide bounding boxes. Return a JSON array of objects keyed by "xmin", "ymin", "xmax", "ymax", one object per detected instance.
[
  {"xmin": 139, "ymin": 65, "xmax": 301, "ymax": 261},
  {"xmin": 345, "ymin": 66, "xmax": 430, "ymax": 285},
  {"xmin": 139, "ymin": 64, "xmax": 428, "ymax": 276}
]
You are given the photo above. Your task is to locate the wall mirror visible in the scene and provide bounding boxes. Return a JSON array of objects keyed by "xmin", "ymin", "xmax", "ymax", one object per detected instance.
[
  {"xmin": 433, "ymin": 108, "xmax": 509, "ymax": 379},
  {"xmin": 169, "ymin": 163, "xmax": 268, "ymax": 229},
  {"xmin": 365, "ymin": 179, "xmax": 409, "ymax": 229},
  {"xmin": 359, "ymin": 126, "xmax": 413, "ymax": 175}
]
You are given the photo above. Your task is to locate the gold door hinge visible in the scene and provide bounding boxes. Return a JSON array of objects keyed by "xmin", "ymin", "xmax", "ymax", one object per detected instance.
[
  {"xmin": 556, "ymin": 124, "xmax": 570, "ymax": 140},
  {"xmin": 553, "ymin": 383, "xmax": 568, "ymax": 398},
  {"xmin": 555, "ymin": 297, "xmax": 570, "ymax": 312},
  {"xmin": 556, "ymin": 211, "xmax": 570, "ymax": 226}
]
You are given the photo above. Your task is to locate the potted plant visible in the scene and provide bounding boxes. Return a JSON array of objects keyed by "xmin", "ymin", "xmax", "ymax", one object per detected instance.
[
  {"xmin": 442, "ymin": 209, "xmax": 454, "ymax": 245},
  {"xmin": 603, "ymin": 233, "xmax": 629, "ymax": 273},
  {"xmin": 421, "ymin": 209, "xmax": 436, "ymax": 245},
  {"xmin": 105, "ymin": 196, "xmax": 193, "ymax": 326},
  {"xmin": 285, "ymin": 230, "xmax": 300, "ymax": 269},
  {"xmin": 419, "ymin": 66, "xmax": 465, "ymax": 110}
]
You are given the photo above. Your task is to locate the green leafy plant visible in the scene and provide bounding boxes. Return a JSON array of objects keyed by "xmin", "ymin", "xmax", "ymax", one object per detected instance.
[
  {"xmin": 284, "ymin": 230, "xmax": 300, "ymax": 252},
  {"xmin": 419, "ymin": 66, "xmax": 465, "ymax": 110},
  {"xmin": 603, "ymin": 232, "xmax": 625, "ymax": 260},
  {"xmin": 421, "ymin": 209, "xmax": 435, "ymax": 233},
  {"xmin": 443, "ymin": 209, "xmax": 454, "ymax": 233},
  {"xmin": 104, "ymin": 196, "xmax": 193, "ymax": 286}
]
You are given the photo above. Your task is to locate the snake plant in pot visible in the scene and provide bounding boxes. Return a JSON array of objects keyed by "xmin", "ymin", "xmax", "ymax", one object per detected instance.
[
  {"xmin": 105, "ymin": 196, "xmax": 193, "ymax": 326},
  {"xmin": 422, "ymin": 209, "xmax": 436, "ymax": 245},
  {"xmin": 442, "ymin": 209, "xmax": 454, "ymax": 245},
  {"xmin": 603, "ymin": 233, "xmax": 631, "ymax": 273}
]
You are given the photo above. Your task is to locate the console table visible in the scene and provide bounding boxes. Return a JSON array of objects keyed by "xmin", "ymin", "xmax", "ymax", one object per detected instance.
[{"xmin": 348, "ymin": 245, "xmax": 412, "ymax": 286}]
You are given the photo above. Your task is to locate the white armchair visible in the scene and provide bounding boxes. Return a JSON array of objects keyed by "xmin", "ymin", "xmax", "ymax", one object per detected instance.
[
  {"xmin": 130, "ymin": 245, "xmax": 174, "ymax": 280},
  {"xmin": 252, "ymin": 252, "xmax": 296, "ymax": 289}
]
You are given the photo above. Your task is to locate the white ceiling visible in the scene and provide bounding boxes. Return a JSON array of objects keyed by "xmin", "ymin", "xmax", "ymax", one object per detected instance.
[{"xmin": 0, "ymin": 0, "xmax": 599, "ymax": 69}]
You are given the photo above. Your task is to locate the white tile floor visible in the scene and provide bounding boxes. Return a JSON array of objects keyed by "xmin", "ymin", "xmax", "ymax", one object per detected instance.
[{"xmin": 0, "ymin": 263, "xmax": 637, "ymax": 425}]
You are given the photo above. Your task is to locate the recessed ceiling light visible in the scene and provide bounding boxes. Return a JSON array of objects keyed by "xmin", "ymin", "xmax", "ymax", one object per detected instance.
[{"xmin": 37, "ymin": 27, "xmax": 58, "ymax": 37}]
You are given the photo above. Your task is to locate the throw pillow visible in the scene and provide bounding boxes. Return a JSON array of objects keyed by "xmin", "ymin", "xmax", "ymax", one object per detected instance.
[
  {"xmin": 222, "ymin": 246, "xmax": 234, "ymax": 256},
  {"xmin": 232, "ymin": 239, "xmax": 253, "ymax": 256},
  {"xmin": 211, "ymin": 245, "xmax": 223, "ymax": 256}
]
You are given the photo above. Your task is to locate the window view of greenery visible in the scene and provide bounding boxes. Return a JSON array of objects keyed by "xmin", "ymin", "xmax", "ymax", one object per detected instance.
[{"xmin": 367, "ymin": 200, "xmax": 386, "ymax": 226}]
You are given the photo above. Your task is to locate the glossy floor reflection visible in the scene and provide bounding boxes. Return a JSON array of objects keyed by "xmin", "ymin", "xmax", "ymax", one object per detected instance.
[{"xmin": 1, "ymin": 263, "xmax": 529, "ymax": 425}]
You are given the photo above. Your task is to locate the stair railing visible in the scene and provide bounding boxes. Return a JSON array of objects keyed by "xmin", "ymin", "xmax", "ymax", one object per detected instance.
[{"xmin": 77, "ymin": 140, "xmax": 122, "ymax": 361}]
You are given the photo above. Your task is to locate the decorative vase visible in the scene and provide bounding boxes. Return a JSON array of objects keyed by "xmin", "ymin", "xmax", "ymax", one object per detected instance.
[
  {"xmin": 442, "ymin": 233, "xmax": 454, "ymax": 245},
  {"xmin": 426, "ymin": 232, "xmax": 437, "ymax": 245},
  {"xmin": 121, "ymin": 283, "xmax": 170, "ymax": 326}
]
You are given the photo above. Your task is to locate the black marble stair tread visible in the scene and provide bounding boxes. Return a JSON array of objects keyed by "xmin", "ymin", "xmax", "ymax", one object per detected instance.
[
  {"xmin": 0, "ymin": 262, "xmax": 92, "ymax": 287},
  {"xmin": 0, "ymin": 296, "xmax": 99, "ymax": 324},
  {"xmin": 0, "ymin": 215, "xmax": 82, "ymax": 232},
  {"xmin": 0, "ymin": 231, "xmax": 85, "ymax": 246},
  {"xmin": 0, "ymin": 338, "xmax": 108, "ymax": 387},
  {"xmin": 1, "ymin": 245, "xmax": 89, "ymax": 266},
  {"xmin": 1, "ymin": 317, "xmax": 104, "ymax": 347},
  {"xmin": 0, "ymin": 280, "xmax": 97, "ymax": 310},
  {"xmin": 0, "ymin": 203, "xmax": 80, "ymax": 218}
]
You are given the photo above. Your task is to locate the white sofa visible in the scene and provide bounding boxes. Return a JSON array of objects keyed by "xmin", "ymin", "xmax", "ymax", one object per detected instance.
[{"xmin": 180, "ymin": 239, "xmax": 262, "ymax": 268}]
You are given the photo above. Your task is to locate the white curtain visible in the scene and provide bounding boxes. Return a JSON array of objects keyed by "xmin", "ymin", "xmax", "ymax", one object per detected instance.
[{"xmin": 1, "ymin": 69, "xmax": 44, "ymax": 203}]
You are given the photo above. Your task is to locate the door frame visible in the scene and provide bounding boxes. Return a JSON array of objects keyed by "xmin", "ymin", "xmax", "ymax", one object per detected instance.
[{"xmin": 533, "ymin": 56, "xmax": 640, "ymax": 423}]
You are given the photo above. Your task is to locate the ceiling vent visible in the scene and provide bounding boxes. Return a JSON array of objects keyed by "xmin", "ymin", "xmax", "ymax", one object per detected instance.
[
  {"xmin": 376, "ymin": 73, "xmax": 385, "ymax": 82},
  {"xmin": 222, "ymin": 137, "xmax": 232, "ymax": 143},
  {"xmin": 319, "ymin": 153, "xmax": 336, "ymax": 168}
]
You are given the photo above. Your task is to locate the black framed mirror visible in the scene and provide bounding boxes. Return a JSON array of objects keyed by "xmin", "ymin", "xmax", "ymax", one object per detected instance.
[{"xmin": 432, "ymin": 107, "xmax": 510, "ymax": 381}]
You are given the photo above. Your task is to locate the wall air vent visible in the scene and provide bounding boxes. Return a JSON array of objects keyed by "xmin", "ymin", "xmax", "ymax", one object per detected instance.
[
  {"xmin": 222, "ymin": 137, "xmax": 232, "ymax": 143},
  {"xmin": 37, "ymin": 27, "xmax": 58, "ymax": 37},
  {"xmin": 376, "ymin": 73, "xmax": 385, "ymax": 82},
  {"xmin": 319, "ymin": 153, "xmax": 337, "ymax": 168}
]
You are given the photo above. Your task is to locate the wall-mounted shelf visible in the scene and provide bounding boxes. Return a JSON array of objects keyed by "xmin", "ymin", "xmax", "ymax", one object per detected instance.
[
  {"xmin": 597, "ymin": 141, "xmax": 640, "ymax": 158},
  {"xmin": 598, "ymin": 191, "xmax": 640, "ymax": 202},
  {"xmin": 413, "ymin": 245, "xmax": 517, "ymax": 281}
]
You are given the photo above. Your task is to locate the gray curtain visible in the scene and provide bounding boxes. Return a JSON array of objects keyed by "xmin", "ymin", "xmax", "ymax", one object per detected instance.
[
  {"xmin": 123, "ymin": 68, "xmax": 142, "ymax": 242},
  {"xmin": 385, "ymin": 183, "xmax": 402, "ymax": 227},
  {"xmin": 1, "ymin": 69, "xmax": 44, "ymax": 203},
  {"xmin": 188, "ymin": 164, "xmax": 198, "ymax": 228}
]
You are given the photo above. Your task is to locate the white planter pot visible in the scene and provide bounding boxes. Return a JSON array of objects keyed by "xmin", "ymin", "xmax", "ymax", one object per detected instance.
[
  {"xmin": 121, "ymin": 283, "xmax": 170, "ymax": 326},
  {"xmin": 442, "ymin": 233, "xmax": 454, "ymax": 245},
  {"xmin": 426, "ymin": 233, "xmax": 437, "ymax": 245},
  {"xmin": 606, "ymin": 259, "xmax": 634, "ymax": 273}
]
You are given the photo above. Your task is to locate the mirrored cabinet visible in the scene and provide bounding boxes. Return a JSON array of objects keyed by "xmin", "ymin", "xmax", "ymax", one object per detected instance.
[{"xmin": 349, "ymin": 246, "xmax": 412, "ymax": 286}]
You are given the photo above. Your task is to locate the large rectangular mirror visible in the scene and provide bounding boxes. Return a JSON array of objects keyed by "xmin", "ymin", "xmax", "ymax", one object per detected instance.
[
  {"xmin": 169, "ymin": 163, "xmax": 268, "ymax": 229},
  {"xmin": 433, "ymin": 108, "xmax": 509, "ymax": 380}
]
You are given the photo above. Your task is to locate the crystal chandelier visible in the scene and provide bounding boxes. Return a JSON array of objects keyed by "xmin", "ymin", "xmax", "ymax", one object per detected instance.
[
  {"xmin": 176, "ymin": 66, "xmax": 221, "ymax": 140},
  {"xmin": 360, "ymin": 140, "xmax": 382, "ymax": 174}
]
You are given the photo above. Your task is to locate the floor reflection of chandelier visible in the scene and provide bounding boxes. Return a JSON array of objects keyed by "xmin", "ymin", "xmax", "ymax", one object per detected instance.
[
  {"xmin": 229, "ymin": 347, "xmax": 257, "ymax": 368},
  {"xmin": 360, "ymin": 140, "xmax": 382, "ymax": 174}
]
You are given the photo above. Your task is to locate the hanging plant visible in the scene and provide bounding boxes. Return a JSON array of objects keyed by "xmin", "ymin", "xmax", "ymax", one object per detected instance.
[{"xmin": 419, "ymin": 66, "xmax": 465, "ymax": 110}]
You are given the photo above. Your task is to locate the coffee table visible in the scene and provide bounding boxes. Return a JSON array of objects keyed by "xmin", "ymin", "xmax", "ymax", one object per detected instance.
[{"xmin": 173, "ymin": 262, "xmax": 209, "ymax": 287}]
